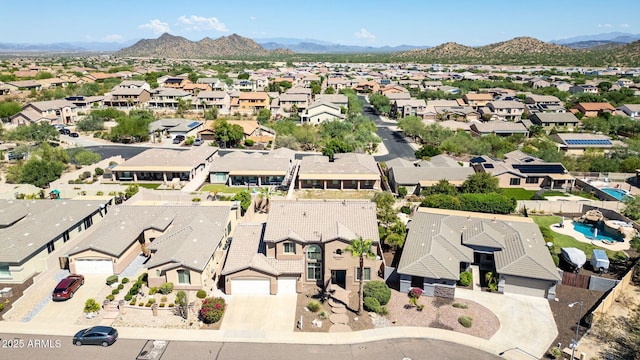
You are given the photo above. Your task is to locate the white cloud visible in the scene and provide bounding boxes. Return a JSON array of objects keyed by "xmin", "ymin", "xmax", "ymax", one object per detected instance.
[
  {"xmin": 178, "ymin": 15, "xmax": 228, "ymax": 32},
  {"xmin": 620, "ymin": 23, "xmax": 630, "ymax": 28},
  {"xmin": 597, "ymin": 23, "xmax": 613, "ymax": 28},
  {"xmin": 354, "ymin": 28, "xmax": 375, "ymax": 40},
  {"xmin": 138, "ymin": 19, "xmax": 171, "ymax": 35},
  {"xmin": 103, "ymin": 34, "xmax": 123, "ymax": 42}
]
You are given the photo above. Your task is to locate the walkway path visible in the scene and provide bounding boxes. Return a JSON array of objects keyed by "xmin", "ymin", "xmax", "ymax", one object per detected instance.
[{"xmin": 328, "ymin": 285, "xmax": 352, "ymax": 332}]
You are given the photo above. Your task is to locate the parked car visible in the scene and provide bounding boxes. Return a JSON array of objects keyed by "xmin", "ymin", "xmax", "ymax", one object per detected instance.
[
  {"xmin": 52, "ymin": 274, "xmax": 84, "ymax": 301},
  {"xmin": 59, "ymin": 128, "xmax": 71, "ymax": 135},
  {"xmin": 193, "ymin": 138, "xmax": 204, "ymax": 146},
  {"xmin": 69, "ymin": 132, "xmax": 80, "ymax": 138},
  {"xmin": 73, "ymin": 326, "xmax": 118, "ymax": 347},
  {"xmin": 7, "ymin": 151, "xmax": 26, "ymax": 160},
  {"xmin": 173, "ymin": 135, "xmax": 185, "ymax": 144}
]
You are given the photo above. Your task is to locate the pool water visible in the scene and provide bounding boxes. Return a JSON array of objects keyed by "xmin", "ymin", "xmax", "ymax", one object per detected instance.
[
  {"xmin": 601, "ymin": 187, "xmax": 633, "ymax": 201},
  {"xmin": 572, "ymin": 221, "xmax": 623, "ymax": 242}
]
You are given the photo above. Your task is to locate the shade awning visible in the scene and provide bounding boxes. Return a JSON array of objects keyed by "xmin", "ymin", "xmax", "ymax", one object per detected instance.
[{"xmin": 548, "ymin": 173, "xmax": 575, "ymax": 180}]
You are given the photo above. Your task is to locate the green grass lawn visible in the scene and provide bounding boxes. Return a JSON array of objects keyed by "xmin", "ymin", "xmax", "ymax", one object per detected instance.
[
  {"xmin": 200, "ymin": 184, "xmax": 249, "ymax": 194},
  {"xmin": 501, "ymin": 188, "xmax": 569, "ymax": 201},
  {"xmin": 532, "ymin": 215, "xmax": 617, "ymax": 257},
  {"xmin": 136, "ymin": 183, "xmax": 160, "ymax": 190}
]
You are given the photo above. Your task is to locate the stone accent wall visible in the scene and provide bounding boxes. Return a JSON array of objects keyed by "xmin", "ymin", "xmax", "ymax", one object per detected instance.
[{"xmin": 434, "ymin": 285, "xmax": 455, "ymax": 299}]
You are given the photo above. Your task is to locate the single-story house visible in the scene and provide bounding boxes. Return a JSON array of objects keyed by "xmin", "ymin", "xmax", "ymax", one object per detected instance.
[
  {"xmin": 551, "ymin": 133, "xmax": 615, "ymax": 155},
  {"xmin": 618, "ymin": 104, "xmax": 640, "ymax": 118},
  {"xmin": 209, "ymin": 147, "xmax": 296, "ymax": 187},
  {"xmin": 388, "ymin": 155, "xmax": 474, "ymax": 194},
  {"xmin": 149, "ymin": 118, "xmax": 204, "ymax": 141},
  {"xmin": 110, "ymin": 146, "xmax": 217, "ymax": 182},
  {"xmin": 0, "ymin": 199, "xmax": 109, "ymax": 284},
  {"xmin": 297, "ymin": 153, "xmax": 380, "ymax": 190},
  {"xmin": 397, "ymin": 208, "xmax": 561, "ymax": 299},
  {"xmin": 222, "ymin": 200, "xmax": 384, "ymax": 295},
  {"xmin": 470, "ymin": 121, "xmax": 529, "ymax": 137},
  {"xmin": 528, "ymin": 112, "xmax": 581, "ymax": 131},
  {"xmin": 571, "ymin": 102, "xmax": 616, "ymax": 118}
]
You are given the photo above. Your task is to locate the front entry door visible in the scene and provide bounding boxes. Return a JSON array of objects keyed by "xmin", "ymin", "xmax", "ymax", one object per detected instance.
[{"xmin": 331, "ymin": 270, "xmax": 346, "ymax": 289}]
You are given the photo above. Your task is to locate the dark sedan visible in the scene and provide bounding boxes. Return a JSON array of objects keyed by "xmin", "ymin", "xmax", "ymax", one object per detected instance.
[
  {"xmin": 73, "ymin": 326, "xmax": 118, "ymax": 347},
  {"xmin": 70, "ymin": 132, "xmax": 80, "ymax": 137}
]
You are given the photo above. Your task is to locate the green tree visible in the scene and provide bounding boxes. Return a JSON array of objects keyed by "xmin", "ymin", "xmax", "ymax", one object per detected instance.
[
  {"xmin": 124, "ymin": 184, "xmax": 139, "ymax": 199},
  {"xmin": 344, "ymin": 237, "xmax": 377, "ymax": 315},
  {"xmin": 204, "ymin": 107, "xmax": 218, "ymax": 120},
  {"xmin": 310, "ymin": 81, "xmax": 321, "ymax": 95},
  {"xmin": 461, "ymin": 172, "xmax": 500, "ymax": 194},
  {"xmin": 72, "ymin": 149, "xmax": 102, "ymax": 166},
  {"xmin": 75, "ymin": 114, "xmax": 105, "ymax": 131},
  {"xmin": 372, "ymin": 192, "xmax": 398, "ymax": 228},
  {"xmin": 213, "ymin": 119, "xmax": 244, "ymax": 147},
  {"xmin": 421, "ymin": 179, "xmax": 458, "ymax": 196},
  {"xmin": 324, "ymin": 87, "xmax": 335, "ymax": 94},
  {"xmin": 623, "ymin": 196, "xmax": 640, "ymax": 221},
  {"xmin": 233, "ymin": 190, "xmax": 252, "ymax": 214},
  {"xmin": 257, "ymin": 108, "xmax": 271, "ymax": 123},
  {"xmin": 0, "ymin": 101, "xmax": 22, "ymax": 120},
  {"xmin": 397, "ymin": 116, "xmax": 425, "ymax": 142},
  {"xmin": 368, "ymin": 93, "xmax": 391, "ymax": 115},
  {"xmin": 597, "ymin": 81, "xmax": 612, "ymax": 93},
  {"xmin": 415, "ymin": 144, "xmax": 442, "ymax": 159},
  {"xmin": 18, "ymin": 158, "xmax": 65, "ymax": 187}
]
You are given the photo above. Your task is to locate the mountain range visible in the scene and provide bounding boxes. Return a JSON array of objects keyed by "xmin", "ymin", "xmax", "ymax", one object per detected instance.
[{"xmin": 551, "ymin": 32, "xmax": 640, "ymax": 49}]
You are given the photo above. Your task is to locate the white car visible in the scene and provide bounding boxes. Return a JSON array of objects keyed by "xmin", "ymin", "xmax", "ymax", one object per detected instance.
[{"xmin": 193, "ymin": 138, "xmax": 204, "ymax": 146}]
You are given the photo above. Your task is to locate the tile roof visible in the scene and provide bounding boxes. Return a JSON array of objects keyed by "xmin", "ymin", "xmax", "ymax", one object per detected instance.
[
  {"xmin": 0, "ymin": 200, "xmax": 107, "ymax": 263},
  {"xmin": 263, "ymin": 200, "xmax": 379, "ymax": 244},
  {"xmin": 209, "ymin": 150, "xmax": 293, "ymax": 174},
  {"xmin": 391, "ymin": 166, "xmax": 474, "ymax": 185},
  {"xmin": 397, "ymin": 209, "xmax": 560, "ymax": 281},
  {"xmin": 298, "ymin": 153, "xmax": 379, "ymax": 180},
  {"xmin": 114, "ymin": 146, "xmax": 217, "ymax": 171}
]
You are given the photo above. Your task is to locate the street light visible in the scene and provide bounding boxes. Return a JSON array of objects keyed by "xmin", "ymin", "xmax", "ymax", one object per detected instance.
[
  {"xmin": 498, "ymin": 347, "xmax": 538, "ymax": 359},
  {"xmin": 568, "ymin": 301, "xmax": 584, "ymax": 360}
]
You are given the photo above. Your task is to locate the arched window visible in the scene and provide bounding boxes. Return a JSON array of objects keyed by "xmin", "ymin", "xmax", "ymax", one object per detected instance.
[{"xmin": 307, "ymin": 245, "xmax": 322, "ymax": 260}]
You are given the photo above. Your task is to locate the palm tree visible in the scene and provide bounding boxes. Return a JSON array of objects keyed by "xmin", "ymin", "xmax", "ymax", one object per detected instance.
[
  {"xmin": 345, "ymin": 237, "xmax": 376, "ymax": 315},
  {"xmin": 257, "ymin": 186, "xmax": 273, "ymax": 213}
]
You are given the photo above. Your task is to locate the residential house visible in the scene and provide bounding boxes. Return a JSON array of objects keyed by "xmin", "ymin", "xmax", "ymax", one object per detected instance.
[
  {"xmin": 110, "ymin": 145, "xmax": 216, "ymax": 182},
  {"xmin": 423, "ymin": 81, "xmax": 443, "ymax": 91},
  {"xmin": 222, "ymin": 200, "xmax": 384, "ymax": 295},
  {"xmin": 461, "ymin": 93, "xmax": 494, "ymax": 109},
  {"xmin": 209, "ymin": 147, "xmax": 296, "ymax": 188},
  {"xmin": 571, "ymin": 102, "xmax": 616, "ymax": 118},
  {"xmin": 197, "ymin": 78, "xmax": 228, "ymax": 91},
  {"xmin": 470, "ymin": 150, "xmax": 574, "ymax": 190},
  {"xmin": 193, "ymin": 91, "xmax": 231, "ymax": 114},
  {"xmin": 380, "ymin": 84, "xmax": 409, "ymax": 96},
  {"xmin": 569, "ymin": 84, "xmax": 598, "ymax": 94},
  {"xmin": 230, "ymin": 92, "xmax": 270, "ymax": 115},
  {"xmin": 103, "ymin": 87, "xmax": 151, "ymax": 108},
  {"xmin": 149, "ymin": 118, "xmax": 204, "ymax": 142},
  {"xmin": 524, "ymin": 95, "xmax": 565, "ymax": 113},
  {"xmin": 277, "ymin": 93, "xmax": 309, "ymax": 113},
  {"xmin": 388, "ymin": 155, "xmax": 474, "ymax": 195},
  {"xmin": 64, "ymin": 95, "xmax": 104, "ymax": 110},
  {"xmin": 6, "ymin": 80, "xmax": 42, "ymax": 92},
  {"xmin": 182, "ymin": 83, "xmax": 211, "ymax": 95},
  {"xmin": 551, "ymin": 133, "xmax": 615, "ymax": 155},
  {"xmin": 391, "ymin": 99, "xmax": 427, "ymax": 119},
  {"xmin": 385, "ymin": 92, "xmax": 412, "ymax": 103},
  {"xmin": 297, "ymin": 153, "xmax": 380, "ymax": 190},
  {"xmin": 0, "ymin": 199, "xmax": 108, "ymax": 284},
  {"xmin": 397, "ymin": 208, "xmax": 560, "ymax": 299},
  {"xmin": 326, "ymin": 77, "xmax": 348, "ymax": 92},
  {"xmin": 301, "ymin": 100, "xmax": 345, "ymax": 124},
  {"xmin": 470, "ymin": 121, "xmax": 529, "ymax": 137},
  {"xmin": 618, "ymin": 104, "xmax": 640, "ymax": 118},
  {"xmin": 485, "ymin": 100, "xmax": 525, "ymax": 121},
  {"xmin": 10, "ymin": 99, "xmax": 78, "ymax": 126},
  {"xmin": 529, "ymin": 112, "xmax": 581, "ymax": 131},
  {"xmin": 353, "ymin": 80, "xmax": 380, "ymax": 93},
  {"xmin": 148, "ymin": 88, "xmax": 191, "ymax": 109},
  {"xmin": 314, "ymin": 94, "xmax": 348, "ymax": 109},
  {"xmin": 161, "ymin": 76, "xmax": 191, "ymax": 89}
]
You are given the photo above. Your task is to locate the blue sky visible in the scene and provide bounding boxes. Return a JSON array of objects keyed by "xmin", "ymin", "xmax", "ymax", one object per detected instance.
[{"xmin": 1, "ymin": 0, "xmax": 639, "ymax": 46}]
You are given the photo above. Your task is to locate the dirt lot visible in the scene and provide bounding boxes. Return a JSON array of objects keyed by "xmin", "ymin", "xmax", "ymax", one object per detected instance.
[
  {"xmin": 294, "ymin": 285, "xmax": 499, "ymax": 339},
  {"xmin": 0, "ymin": 275, "xmax": 35, "ymax": 320}
]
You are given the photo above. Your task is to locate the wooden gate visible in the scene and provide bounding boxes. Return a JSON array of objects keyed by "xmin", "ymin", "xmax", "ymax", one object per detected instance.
[{"xmin": 562, "ymin": 272, "xmax": 590, "ymax": 288}]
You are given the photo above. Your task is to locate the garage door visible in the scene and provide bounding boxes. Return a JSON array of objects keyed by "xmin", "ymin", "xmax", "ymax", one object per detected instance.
[
  {"xmin": 231, "ymin": 279, "xmax": 270, "ymax": 295},
  {"xmin": 74, "ymin": 259, "xmax": 113, "ymax": 274},
  {"xmin": 503, "ymin": 276, "xmax": 548, "ymax": 298},
  {"xmin": 277, "ymin": 277, "xmax": 297, "ymax": 294}
]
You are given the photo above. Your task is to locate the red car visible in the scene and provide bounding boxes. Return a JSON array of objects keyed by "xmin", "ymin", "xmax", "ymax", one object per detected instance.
[{"xmin": 52, "ymin": 275, "xmax": 84, "ymax": 301}]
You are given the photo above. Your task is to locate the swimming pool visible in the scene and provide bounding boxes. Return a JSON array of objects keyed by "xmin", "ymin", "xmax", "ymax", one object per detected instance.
[
  {"xmin": 601, "ymin": 187, "xmax": 633, "ymax": 201},
  {"xmin": 572, "ymin": 221, "xmax": 623, "ymax": 242}
]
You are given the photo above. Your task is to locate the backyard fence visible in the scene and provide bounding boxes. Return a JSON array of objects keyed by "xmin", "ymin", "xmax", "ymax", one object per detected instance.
[
  {"xmin": 517, "ymin": 200, "xmax": 623, "ymax": 215},
  {"xmin": 591, "ymin": 263, "xmax": 637, "ymax": 317},
  {"xmin": 562, "ymin": 272, "xmax": 591, "ymax": 289}
]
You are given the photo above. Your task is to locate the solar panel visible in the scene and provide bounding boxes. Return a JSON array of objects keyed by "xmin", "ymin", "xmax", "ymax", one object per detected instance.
[
  {"xmin": 512, "ymin": 164, "xmax": 566, "ymax": 174},
  {"xmin": 565, "ymin": 139, "xmax": 612, "ymax": 146},
  {"xmin": 187, "ymin": 121, "xmax": 200, "ymax": 128},
  {"xmin": 470, "ymin": 156, "xmax": 486, "ymax": 164},
  {"xmin": 484, "ymin": 164, "xmax": 494, "ymax": 169}
]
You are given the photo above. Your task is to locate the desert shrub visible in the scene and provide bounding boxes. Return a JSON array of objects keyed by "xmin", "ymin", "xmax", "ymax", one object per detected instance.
[
  {"xmin": 94, "ymin": 167, "xmax": 104, "ymax": 176},
  {"xmin": 0, "ymin": 303, "xmax": 3, "ymax": 312},
  {"xmin": 149, "ymin": 287, "xmax": 158, "ymax": 295},
  {"xmin": 158, "ymin": 282, "xmax": 174, "ymax": 295},
  {"xmin": 378, "ymin": 306, "xmax": 389, "ymax": 316},
  {"xmin": 84, "ymin": 298, "xmax": 100, "ymax": 313},
  {"xmin": 106, "ymin": 275, "xmax": 118, "ymax": 285},
  {"xmin": 199, "ymin": 297, "xmax": 226, "ymax": 324},
  {"xmin": 363, "ymin": 280, "xmax": 391, "ymax": 305},
  {"xmin": 458, "ymin": 316, "xmax": 473, "ymax": 328},
  {"xmin": 145, "ymin": 303, "xmax": 152, "ymax": 307},
  {"xmin": 106, "ymin": 294, "xmax": 115, "ymax": 301},
  {"xmin": 147, "ymin": 298, "xmax": 156, "ymax": 305},
  {"xmin": 169, "ymin": 303, "xmax": 175, "ymax": 308},
  {"xmin": 398, "ymin": 186, "xmax": 408, "ymax": 197},
  {"xmin": 121, "ymin": 277, "xmax": 129, "ymax": 284},
  {"xmin": 400, "ymin": 206, "xmax": 411, "ymax": 214},
  {"xmin": 159, "ymin": 303, "xmax": 165, "ymax": 308},
  {"xmin": 452, "ymin": 303, "xmax": 468, "ymax": 309},
  {"xmin": 138, "ymin": 302, "xmax": 144, "ymax": 306},
  {"xmin": 244, "ymin": 139, "xmax": 254, "ymax": 146},
  {"xmin": 459, "ymin": 271, "xmax": 472, "ymax": 287},
  {"xmin": 160, "ymin": 296, "xmax": 167, "ymax": 303},
  {"xmin": 548, "ymin": 347, "xmax": 562, "ymax": 359},
  {"xmin": 129, "ymin": 300, "xmax": 136, "ymax": 306},
  {"xmin": 124, "ymin": 293, "xmax": 133, "ymax": 302},
  {"xmin": 363, "ymin": 296, "xmax": 382, "ymax": 313},
  {"xmin": 417, "ymin": 304, "xmax": 425, "ymax": 311},
  {"xmin": 196, "ymin": 289, "xmax": 207, "ymax": 299},
  {"xmin": 138, "ymin": 273, "xmax": 148, "ymax": 284},
  {"xmin": 117, "ymin": 284, "xmax": 124, "ymax": 290},
  {"xmin": 319, "ymin": 311, "xmax": 328, "ymax": 319},
  {"xmin": 111, "ymin": 289, "xmax": 119, "ymax": 295},
  {"xmin": 307, "ymin": 301, "xmax": 321, "ymax": 313}
]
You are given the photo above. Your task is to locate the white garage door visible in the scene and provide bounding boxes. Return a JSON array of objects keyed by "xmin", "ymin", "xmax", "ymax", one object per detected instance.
[
  {"xmin": 231, "ymin": 279, "xmax": 270, "ymax": 295},
  {"xmin": 74, "ymin": 259, "xmax": 113, "ymax": 274},
  {"xmin": 503, "ymin": 276, "xmax": 548, "ymax": 298},
  {"xmin": 277, "ymin": 277, "xmax": 297, "ymax": 294}
]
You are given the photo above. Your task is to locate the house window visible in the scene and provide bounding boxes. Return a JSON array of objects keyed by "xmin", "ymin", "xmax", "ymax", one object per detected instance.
[
  {"xmin": 510, "ymin": 178, "xmax": 521, "ymax": 186},
  {"xmin": 156, "ymin": 270, "xmax": 161, "ymax": 277},
  {"xmin": 0, "ymin": 264, "xmax": 10, "ymax": 278},
  {"xmin": 307, "ymin": 262, "xmax": 321, "ymax": 280},
  {"xmin": 177, "ymin": 269, "xmax": 191, "ymax": 284},
  {"xmin": 526, "ymin": 177, "xmax": 539, "ymax": 184},
  {"xmin": 355, "ymin": 267, "xmax": 371, "ymax": 281},
  {"xmin": 307, "ymin": 245, "xmax": 322, "ymax": 260},
  {"xmin": 283, "ymin": 242, "xmax": 296, "ymax": 254}
]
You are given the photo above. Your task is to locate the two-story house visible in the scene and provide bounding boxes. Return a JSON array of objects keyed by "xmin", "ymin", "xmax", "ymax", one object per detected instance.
[
  {"xmin": 461, "ymin": 93, "xmax": 494, "ymax": 109},
  {"xmin": 485, "ymin": 100, "xmax": 525, "ymax": 121},
  {"xmin": 148, "ymin": 88, "xmax": 191, "ymax": 109},
  {"xmin": 10, "ymin": 99, "xmax": 78, "ymax": 126},
  {"xmin": 193, "ymin": 91, "xmax": 231, "ymax": 114},
  {"xmin": 230, "ymin": 92, "xmax": 270, "ymax": 114},
  {"xmin": 391, "ymin": 98, "xmax": 427, "ymax": 119}
]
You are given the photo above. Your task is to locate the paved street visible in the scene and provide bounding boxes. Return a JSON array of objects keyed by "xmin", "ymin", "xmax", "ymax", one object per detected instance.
[
  {"xmin": 0, "ymin": 333, "xmax": 501, "ymax": 360},
  {"xmin": 360, "ymin": 98, "xmax": 417, "ymax": 162}
]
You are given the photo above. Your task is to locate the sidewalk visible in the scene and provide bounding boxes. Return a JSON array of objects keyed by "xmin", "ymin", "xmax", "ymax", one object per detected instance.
[{"xmin": 0, "ymin": 289, "xmax": 557, "ymax": 360}]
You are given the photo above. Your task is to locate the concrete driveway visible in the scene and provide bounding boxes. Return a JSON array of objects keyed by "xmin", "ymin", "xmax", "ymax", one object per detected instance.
[
  {"xmin": 30, "ymin": 275, "xmax": 110, "ymax": 324},
  {"xmin": 220, "ymin": 294, "xmax": 297, "ymax": 335}
]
